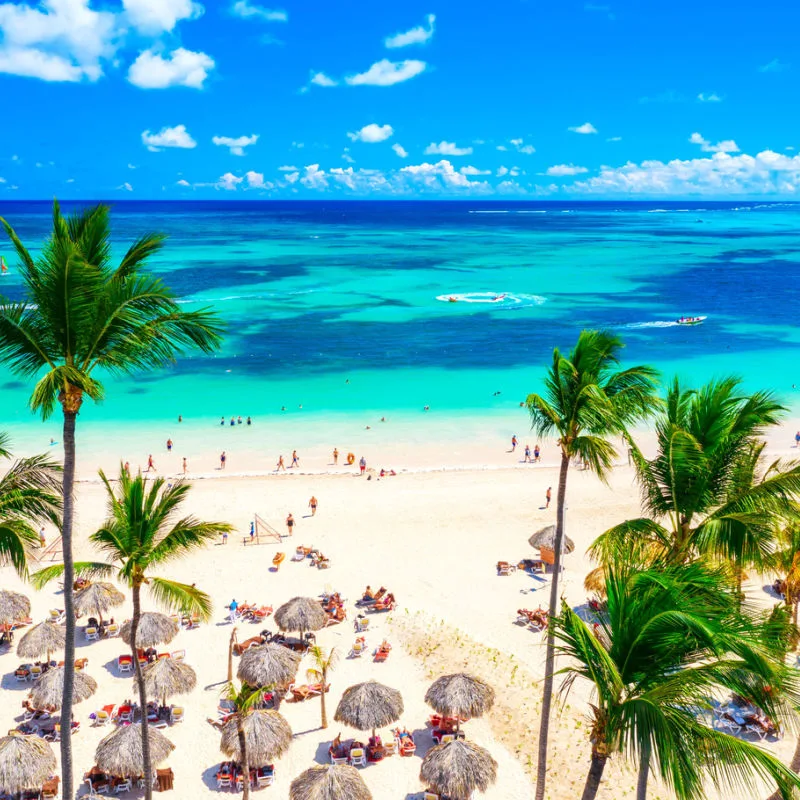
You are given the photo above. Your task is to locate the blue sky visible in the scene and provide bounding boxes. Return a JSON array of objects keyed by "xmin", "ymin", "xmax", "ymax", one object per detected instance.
[{"xmin": 0, "ymin": 0, "xmax": 798, "ymax": 198}]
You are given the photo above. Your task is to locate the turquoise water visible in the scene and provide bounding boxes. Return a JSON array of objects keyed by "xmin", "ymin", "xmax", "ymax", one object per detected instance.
[{"xmin": 1, "ymin": 200, "xmax": 799, "ymax": 453}]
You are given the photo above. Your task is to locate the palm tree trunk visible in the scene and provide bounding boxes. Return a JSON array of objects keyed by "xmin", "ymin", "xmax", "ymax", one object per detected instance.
[
  {"xmin": 320, "ymin": 667, "xmax": 328, "ymax": 729},
  {"xmin": 228, "ymin": 628, "xmax": 237, "ymax": 683},
  {"xmin": 535, "ymin": 450, "xmax": 570, "ymax": 800},
  {"xmin": 59, "ymin": 409, "xmax": 77, "ymax": 800},
  {"xmin": 581, "ymin": 754, "xmax": 608, "ymax": 800},
  {"xmin": 131, "ymin": 581, "xmax": 153, "ymax": 800},
  {"xmin": 637, "ymin": 744, "xmax": 650, "ymax": 800},
  {"xmin": 237, "ymin": 718, "xmax": 251, "ymax": 800}
]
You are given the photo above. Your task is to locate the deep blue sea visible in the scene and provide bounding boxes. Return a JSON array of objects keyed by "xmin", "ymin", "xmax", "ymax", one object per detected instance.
[{"xmin": 1, "ymin": 200, "xmax": 799, "ymax": 457}]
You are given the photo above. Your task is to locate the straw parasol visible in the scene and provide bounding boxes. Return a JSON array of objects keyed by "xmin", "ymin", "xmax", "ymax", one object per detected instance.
[
  {"xmin": 237, "ymin": 643, "xmax": 301, "ymax": 688},
  {"xmin": 96, "ymin": 723, "xmax": 174, "ymax": 777},
  {"xmin": 220, "ymin": 710, "xmax": 293, "ymax": 765},
  {"xmin": 289, "ymin": 764, "xmax": 372, "ymax": 800},
  {"xmin": 30, "ymin": 667, "xmax": 97, "ymax": 711},
  {"xmin": 584, "ymin": 566, "xmax": 606, "ymax": 596},
  {"xmin": 528, "ymin": 524, "xmax": 575, "ymax": 554},
  {"xmin": 333, "ymin": 680, "xmax": 404, "ymax": 739},
  {"xmin": 17, "ymin": 621, "xmax": 66, "ymax": 664},
  {"xmin": 0, "ymin": 590, "xmax": 30, "ymax": 626},
  {"xmin": 0, "ymin": 734, "xmax": 56, "ymax": 795},
  {"xmin": 73, "ymin": 582, "xmax": 125, "ymax": 623},
  {"xmin": 142, "ymin": 657, "xmax": 197, "ymax": 706},
  {"xmin": 274, "ymin": 597, "xmax": 327, "ymax": 642},
  {"xmin": 424, "ymin": 674, "xmax": 495, "ymax": 733},
  {"xmin": 120, "ymin": 612, "xmax": 179, "ymax": 648},
  {"xmin": 420, "ymin": 739, "xmax": 498, "ymax": 800}
]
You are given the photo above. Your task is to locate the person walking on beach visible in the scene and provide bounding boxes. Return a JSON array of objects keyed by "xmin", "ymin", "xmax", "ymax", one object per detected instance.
[
  {"xmin": 286, "ymin": 513, "xmax": 295, "ymax": 536},
  {"xmin": 333, "ymin": 448, "xmax": 339, "ymax": 465},
  {"xmin": 276, "ymin": 455, "xmax": 286, "ymax": 471},
  {"xmin": 545, "ymin": 486, "xmax": 552, "ymax": 508},
  {"xmin": 249, "ymin": 521, "xmax": 255, "ymax": 542},
  {"xmin": 237, "ymin": 416, "xmax": 242, "ymax": 425},
  {"xmin": 524, "ymin": 444, "xmax": 532, "ymax": 462},
  {"xmin": 291, "ymin": 450, "xmax": 300, "ymax": 468},
  {"xmin": 166, "ymin": 438, "xmax": 173, "ymax": 453},
  {"xmin": 146, "ymin": 454, "xmax": 155, "ymax": 472},
  {"xmin": 222, "ymin": 530, "xmax": 228, "ymax": 545},
  {"xmin": 39, "ymin": 527, "xmax": 46, "ymax": 548},
  {"xmin": 533, "ymin": 444, "xmax": 541, "ymax": 463},
  {"xmin": 182, "ymin": 457, "xmax": 187, "ymax": 474},
  {"xmin": 359, "ymin": 456, "xmax": 367, "ymax": 474},
  {"xmin": 795, "ymin": 431, "xmax": 800, "ymax": 448},
  {"xmin": 228, "ymin": 598, "xmax": 238, "ymax": 622},
  {"xmin": 220, "ymin": 451, "xmax": 227, "ymax": 470},
  {"xmin": 124, "ymin": 461, "xmax": 130, "ymax": 475},
  {"xmin": 309, "ymin": 496, "xmax": 318, "ymax": 516},
  {"xmin": 220, "ymin": 416, "xmax": 225, "ymax": 426},
  {"xmin": 511, "ymin": 434, "xmax": 518, "ymax": 452}
]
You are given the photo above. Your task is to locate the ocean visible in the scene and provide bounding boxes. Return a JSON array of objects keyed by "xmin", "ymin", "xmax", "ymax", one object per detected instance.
[{"xmin": 1, "ymin": 200, "xmax": 799, "ymax": 457}]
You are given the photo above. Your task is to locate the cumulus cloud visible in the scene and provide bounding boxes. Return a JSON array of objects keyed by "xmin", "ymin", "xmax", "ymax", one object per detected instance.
[
  {"xmin": 301, "ymin": 164, "xmax": 328, "ymax": 189},
  {"xmin": 400, "ymin": 159, "xmax": 490, "ymax": 192},
  {"xmin": 497, "ymin": 166, "xmax": 509, "ymax": 177},
  {"xmin": 218, "ymin": 172, "xmax": 244, "ymax": 190},
  {"xmin": 284, "ymin": 172, "xmax": 299, "ymax": 184},
  {"xmin": 392, "ymin": 143, "xmax": 408, "ymax": 158},
  {"xmin": 245, "ymin": 170, "xmax": 271, "ymax": 188},
  {"xmin": 569, "ymin": 122, "xmax": 598, "ymax": 134},
  {"xmin": 278, "ymin": 165, "xmax": 297, "ymax": 171},
  {"xmin": 425, "ymin": 141, "xmax": 473, "ymax": 156},
  {"xmin": 345, "ymin": 59, "xmax": 426, "ymax": 86},
  {"xmin": 122, "ymin": 0, "xmax": 203, "ymax": 34},
  {"xmin": 177, "ymin": 178, "xmax": 191, "ymax": 186},
  {"xmin": 141, "ymin": 124, "xmax": 197, "ymax": 151},
  {"xmin": 759, "ymin": 58, "xmax": 787, "ymax": 73},
  {"xmin": 347, "ymin": 124, "xmax": 393, "ymax": 143},
  {"xmin": 212, "ymin": 134, "xmax": 258, "ymax": 155},
  {"xmin": 546, "ymin": 164, "xmax": 589, "ymax": 176},
  {"xmin": 689, "ymin": 132, "xmax": 740, "ymax": 153},
  {"xmin": 460, "ymin": 166, "xmax": 491, "ymax": 175},
  {"xmin": 384, "ymin": 14, "xmax": 435, "ymax": 48},
  {"xmin": 310, "ymin": 71, "xmax": 337, "ymax": 87},
  {"xmin": 231, "ymin": 0, "xmax": 286, "ymax": 21},
  {"xmin": 697, "ymin": 92, "xmax": 722, "ymax": 103},
  {"xmin": 342, "ymin": 153, "xmax": 355, "ymax": 163},
  {"xmin": 118, "ymin": 182, "xmax": 133, "ymax": 191},
  {"xmin": 508, "ymin": 138, "xmax": 535, "ymax": 154},
  {"xmin": 128, "ymin": 47, "xmax": 215, "ymax": 89}
]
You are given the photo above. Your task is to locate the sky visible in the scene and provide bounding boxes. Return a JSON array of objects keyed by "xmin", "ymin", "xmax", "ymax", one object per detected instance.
[{"xmin": 0, "ymin": 0, "xmax": 799, "ymax": 199}]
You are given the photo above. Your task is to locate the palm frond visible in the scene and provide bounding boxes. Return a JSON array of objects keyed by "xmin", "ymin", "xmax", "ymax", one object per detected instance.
[
  {"xmin": 148, "ymin": 578, "xmax": 212, "ymax": 620},
  {"xmin": 115, "ymin": 233, "xmax": 167, "ymax": 279}
]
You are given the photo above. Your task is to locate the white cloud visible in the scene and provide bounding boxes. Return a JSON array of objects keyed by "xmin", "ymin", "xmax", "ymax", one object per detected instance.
[
  {"xmin": 569, "ymin": 122, "xmax": 598, "ymax": 134},
  {"xmin": 66, "ymin": 177, "xmax": 75, "ymax": 183},
  {"xmin": 345, "ymin": 59, "xmax": 426, "ymax": 87},
  {"xmin": 212, "ymin": 134, "xmax": 258, "ymax": 156},
  {"xmin": 384, "ymin": 14, "xmax": 435, "ymax": 48},
  {"xmin": 606, "ymin": 136, "xmax": 622, "ymax": 142},
  {"xmin": 342, "ymin": 153, "xmax": 355, "ymax": 163},
  {"xmin": 508, "ymin": 138, "xmax": 535, "ymax": 155},
  {"xmin": 697, "ymin": 92, "xmax": 722, "ymax": 103},
  {"xmin": 301, "ymin": 164, "xmax": 328, "ymax": 189},
  {"xmin": 497, "ymin": 166, "xmax": 509, "ymax": 177},
  {"xmin": 278, "ymin": 165, "xmax": 297, "ymax": 171},
  {"xmin": 231, "ymin": 0, "xmax": 286, "ymax": 21},
  {"xmin": 284, "ymin": 172, "xmax": 299, "ymax": 184},
  {"xmin": 425, "ymin": 141, "xmax": 473, "ymax": 156},
  {"xmin": 142, "ymin": 124, "xmax": 197, "ymax": 151},
  {"xmin": 392, "ymin": 143, "xmax": 408, "ymax": 158},
  {"xmin": 122, "ymin": 0, "xmax": 202, "ymax": 34},
  {"xmin": 347, "ymin": 123, "xmax": 393, "ymax": 143},
  {"xmin": 118, "ymin": 182, "xmax": 133, "ymax": 191},
  {"xmin": 460, "ymin": 166, "xmax": 491, "ymax": 175},
  {"xmin": 759, "ymin": 58, "xmax": 787, "ymax": 73},
  {"xmin": 127, "ymin": 163, "xmax": 137, "ymax": 169},
  {"xmin": 310, "ymin": 71, "xmax": 337, "ymax": 87},
  {"xmin": 292, "ymin": 142, "xmax": 304, "ymax": 149},
  {"xmin": 496, "ymin": 145, "xmax": 508, "ymax": 152},
  {"xmin": 400, "ymin": 159, "xmax": 490, "ymax": 192},
  {"xmin": 128, "ymin": 47, "xmax": 215, "ymax": 89},
  {"xmin": 245, "ymin": 170, "xmax": 271, "ymax": 189},
  {"xmin": 218, "ymin": 172, "xmax": 244, "ymax": 190},
  {"xmin": 177, "ymin": 178, "xmax": 190, "ymax": 186},
  {"xmin": 546, "ymin": 164, "xmax": 589, "ymax": 176},
  {"xmin": 689, "ymin": 132, "xmax": 739, "ymax": 153}
]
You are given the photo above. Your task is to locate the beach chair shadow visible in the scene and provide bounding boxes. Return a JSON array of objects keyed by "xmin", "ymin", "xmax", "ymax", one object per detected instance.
[
  {"xmin": 411, "ymin": 727, "xmax": 434, "ymax": 758},
  {"xmin": 762, "ymin": 584, "xmax": 783, "ymax": 600},
  {"xmin": 200, "ymin": 764, "xmax": 222, "ymax": 792},
  {"xmin": 101, "ymin": 657, "xmax": 120, "ymax": 677},
  {"xmin": 1, "ymin": 673, "xmax": 30, "ymax": 691},
  {"xmin": 312, "ymin": 738, "xmax": 334, "ymax": 765}
]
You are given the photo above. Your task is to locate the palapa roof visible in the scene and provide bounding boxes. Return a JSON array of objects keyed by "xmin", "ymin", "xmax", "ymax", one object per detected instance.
[
  {"xmin": 142, "ymin": 657, "xmax": 197, "ymax": 703},
  {"xmin": 424, "ymin": 673, "xmax": 495, "ymax": 720},
  {"xmin": 289, "ymin": 764, "xmax": 372, "ymax": 800},
  {"xmin": 420, "ymin": 739, "xmax": 498, "ymax": 799},
  {"xmin": 237, "ymin": 642, "xmax": 301, "ymax": 688},
  {"xmin": 528, "ymin": 524, "xmax": 575, "ymax": 554},
  {"xmin": 220, "ymin": 710, "xmax": 293, "ymax": 765},
  {"xmin": 274, "ymin": 597, "xmax": 327, "ymax": 634},
  {"xmin": 0, "ymin": 590, "xmax": 30, "ymax": 625},
  {"xmin": 30, "ymin": 667, "xmax": 97, "ymax": 711},
  {"xmin": 73, "ymin": 582, "xmax": 125, "ymax": 618},
  {"xmin": 0, "ymin": 735, "xmax": 56, "ymax": 794},
  {"xmin": 95, "ymin": 723, "xmax": 174, "ymax": 777},
  {"xmin": 120, "ymin": 612, "xmax": 179, "ymax": 648},
  {"xmin": 16, "ymin": 621, "xmax": 66, "ymax": 660},
  {"xmin": 333, "ymin": 681, "xmax": 404, "ymax": 731}
]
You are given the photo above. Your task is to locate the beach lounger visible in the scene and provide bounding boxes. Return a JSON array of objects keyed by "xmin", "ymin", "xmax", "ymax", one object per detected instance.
[
  {"xmin": 329, "ymin": 754, "xmax": 348, "ymax": 766},
  {"xmin": 216, "ymin": 774, "xmax": 232, "ymax": 789},
  {"xmin": 256, "ymin": 766, "xmax": 275, "ymax": 787},
  {"xmin": 170, "ymin": 649, "xmax": 186, "ymax": 662},
  {"xmin": 105, "ymin": 623, "xmax": 119, "ymax": 637},
  {"xmin": 354, "ymin": 617, "xmax": 369, "ymax": 632},
  {"xmin": 41, "ymin": 777, "xmax": 59, "ymax": 799},
  {"xmin": 497, "ymin": 561, "xmax": 516, "ymax": 575},
  {"xmin": 349, "ymin": 748, "xmax": 366, "ymax": 767},
  {"xmin": 382, "ymin": 739, "xmax": 397, "ymax": 757},
  {"xmin": 424, "ymin": 793, "xmax": 440, "ymax": 800},
  {"xmin": 48, "ymin": 610, "xmax": 66, "ymax": 624},
  {"xmin": 349, "ymin": 640, "xmax": 367, "ymax": 658},
  {"xmin": 14, "ymin": 668, "xmax": 30, "ymax": 682},
  {"xmin": 373, "ymin": 641, "xmax": 391, "ymax": 663},
  {"xmin": 84, "ymin": 776, "xmax": 110, "ymax": 796},
  {"xmin": 117, "ymin": 655, "xmax": 133, "ymax": 673},
  {"xmin": 117, "ymin": 706, "xmax": 133, "ymax": 723},
  {"xmin": 113, "ymin": 777, "xmax": 132, "ymax": 794},
  {"xmin": 29, "ymin": 664, "xmax": 43, "ymax": 680},
  {"xmin": 170, "ymin": 706, "xmax": 184, "ymax": 724}
]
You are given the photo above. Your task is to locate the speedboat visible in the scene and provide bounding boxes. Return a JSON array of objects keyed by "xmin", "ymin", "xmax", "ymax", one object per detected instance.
[{"xmin": 676, "ymin": 316, "xmax": 707, "ymax": 326}]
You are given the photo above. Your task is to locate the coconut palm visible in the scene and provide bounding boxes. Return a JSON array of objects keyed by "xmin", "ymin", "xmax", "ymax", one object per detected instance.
[
  {"xmin": 552, "ymin": 558, "xmax": 800, "ymax": 800},
  {"xmin": 306, "ymin": 646, "xmax": 338, "ymax": 729},
  {"xmin": 0, "ymin": 201, "xmax": 223, "ymax": 800},
  {"xmin": 34, "ymin": 468, "xmax": 231, "ymax": 800},
  {"xmin": 0, "ymin": 432, "xmax": 61, "ymax": 577},
  {"xmin": 591, "ymin": 379, "xmax": 800, "ymax": 577},
  {"xmin": 766, "ymin": 519, "xmax": 800, "ymax": 625},
  {"xmin": 526, "ymin": 329, "xmax": 660, "ymax": 800}
]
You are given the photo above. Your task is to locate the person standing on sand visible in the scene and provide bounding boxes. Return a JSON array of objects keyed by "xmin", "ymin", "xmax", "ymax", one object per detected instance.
[
  {"xmin": 182, "ymin": 457, "xmax": 187, "ymax": 474},
  {"xmin": 276, "ymin": 455, "xmax": 286, "ymax": 471},
  {"xmin": 166, "ymin": 438, "xmax": 173, "ymax": 453},
  {"xmin": 534, "ymin": 444, "xmax": 541, "ymax": 463},
  {"xmin": 146, "ymin": 454, "xmax": 155, "ymax": 472},
  {"xmin": 249, "ymin": 521, "xmax": 255, "ymax": 542},
  {"xmin": 124, "ymin": 461, "xmax": 130, "ymax": 475},
  {"xmin": 511, "ymin": 434, "xmax": 518, "ymax": 452},
  {"xmin": 524, "ymin": 445, "xmax": 532, "ymax": 462},
  {"xmin": 333, "ymin": 448, "xmax": 339, "ymax": 465},
  {"xmin": 795, "ymin": 431, "xmax": 800, "ymax": 448},
  {"xmin": 222, "ymin": 530, "xmax": 228, "ymax": 545},
  {"xmin": 545, "ymin": 486, "xmax": 552, "ymax": 508},
  {"xmin": 39, "ymin": 527, "xmax": 46, "ymax": 548},
  {"xmin": 359, "ymin": 456, "xmax": 367, "ymax": 474},
  {"xmin": 220, "ymin": 417, "xmax": 225, "ymax": 426},
  {"xmin": 291, "ymin": 450, "xmax": 300, "ymax": 468},
  {"xmin": 286, "ymin": 513, "xmax": 295, "ymax": 536},
  {"xmin": 309, "ymin": 496, "xmax": 318, "ymax": 516},
  {"xmin": 220, "ymin": 451, "xmax": 226, "ymax": 470}
]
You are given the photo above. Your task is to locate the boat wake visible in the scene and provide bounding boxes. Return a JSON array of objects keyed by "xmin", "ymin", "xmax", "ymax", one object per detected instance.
[
  {"xmin": 436, "ymin": 292, "xmax": 546, "ymax": 307},
  {"xmin": 623, "ymin": 320, "xmax": 682, "ymax": 329}
]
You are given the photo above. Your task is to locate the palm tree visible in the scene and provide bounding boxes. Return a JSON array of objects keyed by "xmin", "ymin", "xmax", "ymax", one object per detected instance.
[
  {"xmin": 220, "ymin": 682, "xmax": 262, "ymax": 800},
  {"xmin": 34, "ymin": 468, "xmax": 232, "ymax": 800},
  {"xmin": 767, "ymin": 520, "xmax": 800, "ymax": 625},
  {"xmin": 553, "ymin": 559, "xmax": 800, "ymax": 800},
  {"xmin": 591, "ymin": 378, "xmax": 800, "ymax": 577},
  {"xmin": 0, "ymin": 201, "xmax": 223, "ymax": 800},
  {"xmin": 306, "ymin": 645, "xmax": 338, "ymax": 729},
  {"xmin": 0, "ymin": 432, "xmax": 61, "ymax": 576},
  {"xmin": 526, "ymin": 330, "xmax": 660, "ymax": 800}
]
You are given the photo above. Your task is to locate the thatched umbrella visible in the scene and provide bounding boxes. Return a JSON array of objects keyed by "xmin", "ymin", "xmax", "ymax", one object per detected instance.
[
  {"xmin": 274, "ymin": 597, "xmax": 326, "ymax": 642},
  {"xmin": 96, "ymin": 723, "xmax": 174, "ymax": 777},
  {"xmin": 220, "ymin": 710, "xmax": 292, "ymax": 765},
  {"xmin": 424, "ymin": 674, "xmax": 495, "ymax": 733},
  {"xmin": 289, "ymin": 764, "xmax": 372, "ymax": 800},
  {"xmin": 120, "ymin": 612, "xmax": 179, "ymax": 648},
  {"xmin": 142, "ymin": 657, "xmax": 197, "ymax": 706},
  {"xmin": 74, "ymin": 582, "xmax": 125, "ymax": 624},
  {"xmin": 0, "ymin": 735, "xmax": 56, "ymax": 795},
  {"xmin": 237, "ymin": 643, "xmax": 301, "ymax": 689},
  {"xmin": 17, "ymin": 621, "xmax": 66, "ymax": 664},
  {"xmin": 30, "ymin": 667, "xmax": 97, "ymax": 711},
  {"xmin": 420, "ymin": 739, "xmax": 498, "ymax": 800},
  {"xmin": 334, "ymin": 680, "xmax": 403, "ymax": 740},
  {"xmin": 584, "ymin": 566, "xmax": 606, "ymax": 596},
  {"xmin": 528, "ymin": 524, "xmax": 575, "ymax": 554},
  {"xmin": 0, "ymin": 590, "xmax": 30, "ymax": 626}
]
